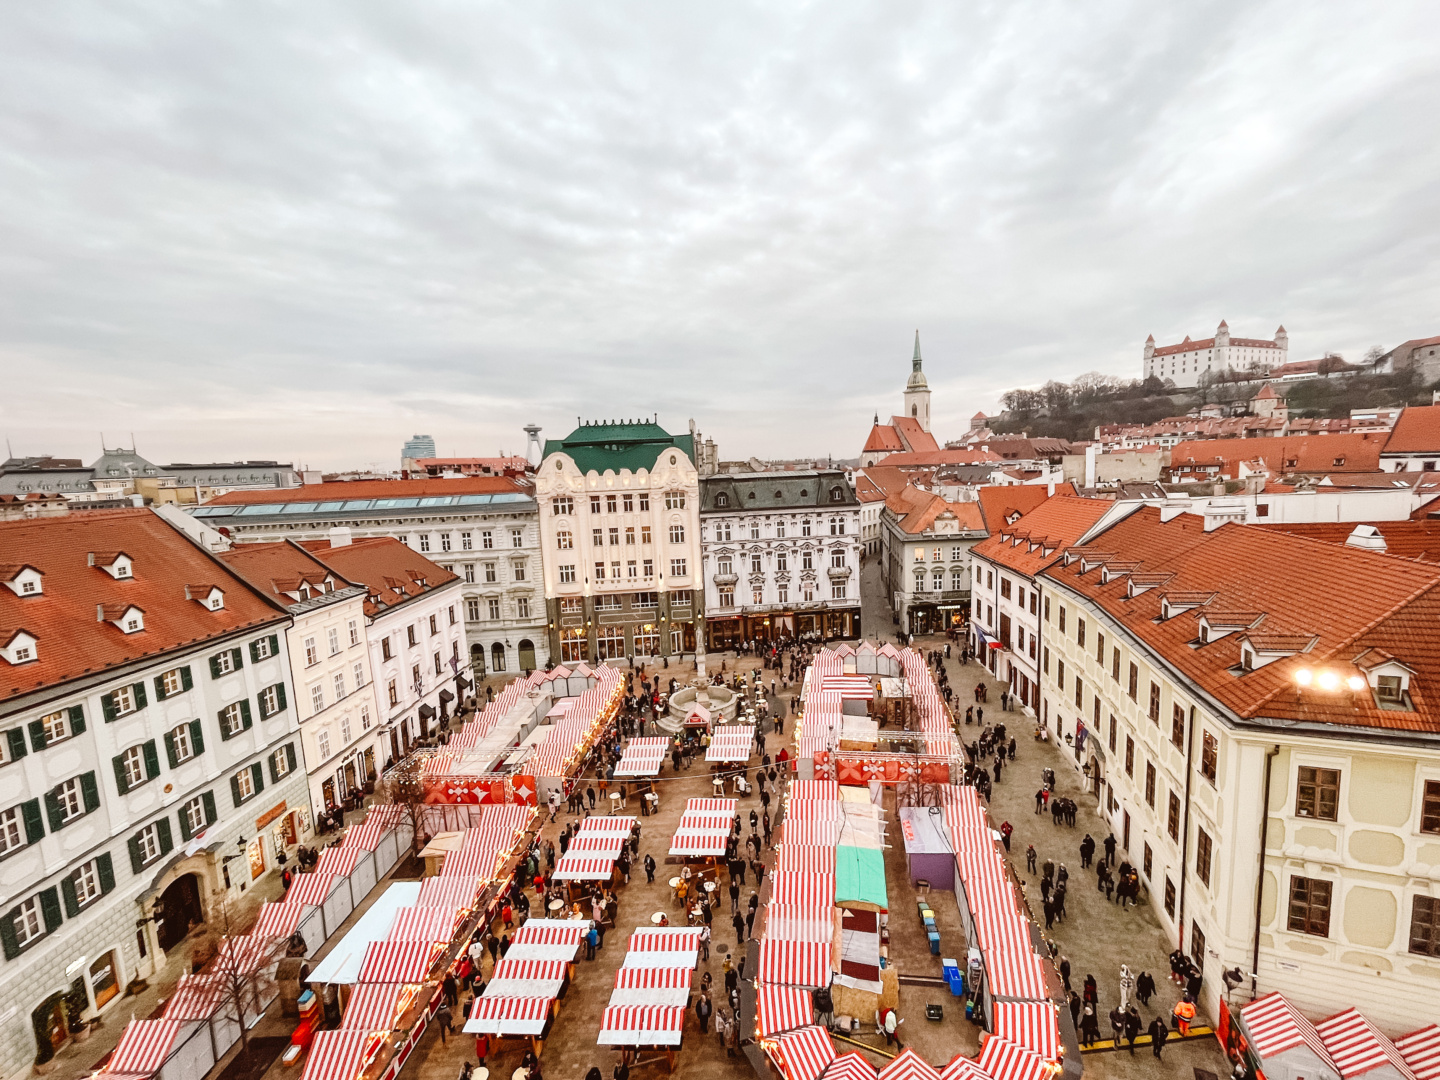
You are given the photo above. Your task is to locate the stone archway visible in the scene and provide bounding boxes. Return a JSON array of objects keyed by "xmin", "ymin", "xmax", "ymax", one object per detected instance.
[
  {"xmin": 470, "ymin": 642, "xmax": 486, "ymax": 675},
  {"xmin": 491, "ymin": 641, "xmax": 506, "ymax": 672},
  {"xmin": 518, "ymin": 638, "xmax": 536, "ymax": 671},
  {"xmin": 157, "ymin": 872, "xmax": 204, "ymax": 951}
]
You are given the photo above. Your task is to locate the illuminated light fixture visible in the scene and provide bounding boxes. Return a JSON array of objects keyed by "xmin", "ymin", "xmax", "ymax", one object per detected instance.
[
  {"xmin": 1346, "ymin": 675, "xmax": 1366, "ymax": 691},
  {"xmin": 1317, "ymin": 671, "xmax": 1339, "ymax": 691},
  {"xmin": 1295, "ymin": 669, "xmax": 1313, "ymax": 687}
]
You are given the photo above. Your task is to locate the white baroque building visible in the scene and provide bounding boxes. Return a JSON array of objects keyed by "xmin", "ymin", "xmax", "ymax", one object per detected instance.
[{"xmin": 1143, "ymin": 320, "xmax": 1288, "ymax": 387}]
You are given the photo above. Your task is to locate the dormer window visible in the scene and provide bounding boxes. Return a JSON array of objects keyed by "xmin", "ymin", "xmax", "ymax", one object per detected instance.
[
  {"xmin": 715, "ymin": 493, "xmax": 729, "ymax": 507},
  {"xmin": 829, "ymin": 486, "xmax": 844, "ymax": 502},
  {"xmin": 2, "ymin": 631, "xmax": 37, "ymax": 665},
  {"xmin": 99, "ymin": 604, "xmax": 145, "ymax": 634},
  {"xmin": 1376, "ymin": 675, "xmax": 1403, "ymax": 704},
  {"xmin": 89, "ymin": 552, "xmax": 133, "ymax": 579},
  {"xmin": 185, "ymin": 584, "xmax": 225, "ymax": 610},
  {"xmin": 2, "ymin": 566, "xmax": 43, "ymax": 597}
]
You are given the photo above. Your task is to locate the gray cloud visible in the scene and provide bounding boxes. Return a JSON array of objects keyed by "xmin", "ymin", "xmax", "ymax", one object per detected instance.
[{"xmin": 2, "ymin": 1, "xmax": 1438, "ymax": 469}]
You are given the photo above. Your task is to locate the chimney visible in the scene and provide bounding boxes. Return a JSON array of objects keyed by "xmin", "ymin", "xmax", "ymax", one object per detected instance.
[
  {"xmin": 1345, "ymin": 525, "xmax": 1387, "ymax": 553},
  {"xmin": 329, "ymin": 526, "xmax": 353, "ymax": 548}
]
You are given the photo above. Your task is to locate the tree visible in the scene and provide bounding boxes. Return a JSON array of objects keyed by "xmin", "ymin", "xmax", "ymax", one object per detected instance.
[
  {"xmin": 204, "ymin": 891, "xmax": 283, "ymax": 1055},
  {"xmin": 1041, "ymin": 380, "xmax": 1073, "ymax": 413},
  {"xmin": 378, "ymin": 762, "xmax": 430, "ymax": 862}
]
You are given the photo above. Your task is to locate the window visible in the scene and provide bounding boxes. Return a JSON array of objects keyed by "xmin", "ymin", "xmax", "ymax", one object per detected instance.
[
  {"xmin": 669, "ymin": 524, "xmax": 686, "ymax": 544},
  {"xmin": 120, "ymin": 745, "xmax": 147, "ymax": 789},
  {"xmin": 133, "ymin": 821, "xmax": 168, "ymax": 868},
  {"xmin": 1057, "ymin": 660, "xmax": 1065, "ymax": 692},
  {"xmin": 641, "ymin": 525, "xmax": 653, "ymax": 544},
  {"xmin": 913, "ymin": 570, "xmax": 925, "ymax": 594},
  {"xmin": 1191, "ymin": 923, "xmax": 1207, "ymax": 968},
  {"xmin": 665, "ymin": 491, "xmax": 686, "ymax": 510},
  {"xmin": 1043, "ymin": 595, "xmax": 1050, "ymax": 621},
  {"xmin": 559, "ymin": 564, "xmax": 576, "ymax": 584},
  {"xmin": 639, "ymin": 493, "xmax": 650, "ymax": 511},
  {"xmin": 407, "ymin": 625, "xmax": 418, "ymax": 647},
  {"xmin": 180, "ymin": 796, "xmax": 208, "ymax": 838},
  {"xmin": 219, "ymin": 701, "xmax": 250, "ymax": 737},
  {"xmin": 513, "ymin": 560, "xmax": 527, "ymax": 581},
  {"xmin": 1143, "ymin": 842, "xmax": 1152, "ymax": 878},
  {"xmin": 54, "ymin": 776, "xmax": 91, "ymax": 824},
  {"xmin": 1058, "ymin": 606, "xmax": 1066, "ymax": 633},
  {"xmin": 802, "ymin": 550, "xmax": 814, "ymax": 571},
  {"xmin": 1200, "ymin": 731, "xmax": 1218, "ymax": 782},
  {"xmin": 0, "ymin": 805, "xmax": 29, "ymax": 856},
  {"xmin": 488, "ymin": 598, "xmax": 501, "ymax": 620},
  {"xmin": 381, "ymin": 637, "xmax": 393, "ymax": 660},
  {"xmin": 1164, "ymin": 877, "xmax": 1176, "ymax": 917},
  {"xmin": 1423, "ymin": 781, "xmax": 1440, "ymax": 833},
  {"xmin": 776, "ymin": 520, "xmax": 786, "ymax": 538},
  {"xmin": 775, "ymin": 551, "xmax": 788, "ymax": 572},
  {"xmin": 750, "ymin": 523, "xmax": 761, "ymax": 540},
  {"xmin": 560, "ymin": 597, "xmax": 583, "ymax": 615},
  {"xmin": 1171, "ymin": 704, "xmax": 1186, "ymax": 749},
  {"xmin": 553, "ymin": 497, "xmax": 573, "ymax": 515},
  {"xmin": 1074, "ymin": 677, "xmax": 1083, "ymax": 708},
  {"xmin": 802, "ymin": 519, "xmax": 812, "ymax": 537},
  {"xmin": 418, "ymin": 534, "xmax": 431, "ymax": 552},
  {"xmin": 625, "ymin": 527, "xmax": 635, "ymax": 545},
  {"xmin": 517, "ymin": 596, "xmax": 531, "ymax": 619},
  {"xmin": 1168, "ymin": 792, "xmax": 1181, "ymax": 840},
  {"xmin": 1288, "ymin": 876, "xmax": 1332, "ymax": 936},
  {"xmin": 622, "ymin": 493, "xmax": 634, "ymax": 512},
  {"xmin": 11, "ymin": 895, "xmax": 47, "ymax": 950},
  {"xmin": 1096, "ymin": 631, "xmax": 1105, "ymax": 665},
  {"xmin": 461, "ymin": 531, "xmax": 473, "ymax": 550},
  {"xmin": 607, "ymin": 527, "xmax": 619, "ymax": 546},
  {"xmin": 718, "ymin": 588, "xmax": 735, "ymax": 607},
  {"xmin": 1144, "ymin": 761, "xmax": 1156, "ymax": 805},
  {"xmin": 273, "ymin": 745, "xmax": 294, "ymax": 779},
  {"xmin": 482, "ymin": 530, "xmax": 494, "ymax": 549},
  {"xmin": 670, "ymin": 559, "xmax": 687, "ymax": 577},
  {"xmin": 594, "ymin": 562, "xmax": 606, "ymax": 580},
  {"xmin": 484, "ymin": 563, "xmax": 497, "ymax": 583},
  {"xmin": 387, "ymin": 679, "xmax": 398, "ymax": 706},
  {"xmin": 1148, "ymin": 682, "xmax": 1160, "ymax": 723},
  {"xmin": 433, "ymin": 652, "xmax": 443, "ymax": 676},
  {"xmin": 1077, "ymin": 618, "xmax": 1086, "ymax": 648},
  {"xmin": 1377, "ymin": 675, "xmax": 1404, "ymax": 704},
  {"xmin": 1196, "ymin": 828, "xmax": 1212, "ymax": 886},
  {"xmin": 831, "ymin": 550, "xmax": 846, "ymax": 569},
  {"xmin": 1108, "ymin": 714, "xmax": 1117, "ymax": 753},
  {"xmin": 323, "ymin": 627, "xmax": 338, "ymax": 656},
  {"xmin": 511, "ymin": 529, "xmax": 523, "ymax": 548},
  {"xmin": 1296, "ymin": 767, "xmax": 1340, "ymax": 820},
  {"xmin": 604, "ymin": 494, "xmax": 617, "ymax": 514},
  {"xmin": 642, "ymin": 559, "xmax": 654, "ymax": 578},
  {"xmin": 347, "ymin": 619, "xmax": 360, "ymax": 647},
  {"xmin": 830, "ymin": 517, "xmax": 845, "ymax": 535},
  {"xmin": 1128, "ymin": 663, "xmax": 1139, "ymax": 700},
  {"xmin": 332, "ymin": 672, "xmax": 346, "ymax": 701},
  {"xmin": 1411, "ymin": 896, "xmax": 1440, "ymax": 957},
  {"xmin": 310, "ymin": 685, "xmax": 325, "ymax": 715},
  {"xmin": 304, "ymin": 637, "xmax": 318, "ymax": 666},
  {"xmin": 40, "ymin": 709, "xmax": 72, "ymax": 745},
  {"xmin": 168, "ymin": 722, "xmax": 196, "ymax": 765},
  {"xmin": 777, "ymin": 585, "xmax": 788, "ymax": 604}
]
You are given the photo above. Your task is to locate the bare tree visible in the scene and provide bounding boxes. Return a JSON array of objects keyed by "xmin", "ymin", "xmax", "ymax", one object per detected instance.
[
  {"xmin": 204, "ymin": 891, "xmax": 282, "ymax": 1055},
  {"xmin": 378, "ymin": 760, "xmax": 430, "ymax": 862}
]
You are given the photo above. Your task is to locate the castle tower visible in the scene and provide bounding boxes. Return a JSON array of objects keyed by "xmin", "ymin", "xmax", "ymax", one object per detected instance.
[{"xmin": 903, "ymin": 330, "xmax": 932, "ymax": 433}]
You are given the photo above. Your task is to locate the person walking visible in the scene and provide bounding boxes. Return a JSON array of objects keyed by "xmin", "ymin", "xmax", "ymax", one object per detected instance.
[
  {"xmin": 1079, "ymin": 834, "xmax": 1095, "ymax": 869},
  {"xmin": 1079, "ymin": 1006, "xmax": 1100, "ymax": 1048},
  {"xmin": 435, "ymin": 1001, "xmax": 454, "ymax": 1044},
  {"xmin": 1103, "ymin": 832, "xmax": 1117, "ymax": 864},
  {"xmin": 1172, "ymin": 995, "xmax": 1196, "ymax": 1037},
  {"xmin": 1058, "ymin": 956, "xmax": 1071, "ymax": 992},
  {"xmin": 643, "ymin": 853, "xmax": 656, "ymax": 884},
  {"xmin": 1025, "ymin": 845, "xmax": 1037, "ymax": 873},
  {"xmin": 695, "ymin": 991, "xmax": 713, "ymax": 1034},
  {"xmin": 1148, "ymin": 1017, "xmax": 1169, "ymax": 1059},
  {"xmin": 732, "ymin": 911, "xmax": 746, "ymax": 946},
  {"xmin": 729, "ymin": 879, "xmax": 740, "ymax": 914},
  {"xmin": 1124, "ymin": 1007, "xmax": 1142, "ymax": 1055},
  {"xmin": 1136, "ymin": 970, "xmax": 1156, "ymax": 1006},
  {"xmin": 1109, "ymin": 1006, "xmax": 1125, "ymax": 1048},
  {"xmin": 999, "ymin": 821, "xmax": 1013, "ymax": 852},
  {"xmin": 1035, "ymin": 788, "xmax": 1046, "ymax": 814}
]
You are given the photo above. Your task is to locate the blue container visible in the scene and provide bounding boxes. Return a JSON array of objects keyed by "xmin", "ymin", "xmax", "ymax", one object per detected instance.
[{"xmin": 928, "ymin": 931, "xmax": 941, "ymax": 955}]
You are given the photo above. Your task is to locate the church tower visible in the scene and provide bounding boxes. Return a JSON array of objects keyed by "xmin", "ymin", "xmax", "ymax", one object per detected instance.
[{"xmin": 903, "ymin": 330, "xmax": 932, "ymax": 433}]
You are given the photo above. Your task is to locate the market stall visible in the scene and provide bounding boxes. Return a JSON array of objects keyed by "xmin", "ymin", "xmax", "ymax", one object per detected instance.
[{"xmin": 615, "ymin": 737, "xmax": 668, "ymax": 777}]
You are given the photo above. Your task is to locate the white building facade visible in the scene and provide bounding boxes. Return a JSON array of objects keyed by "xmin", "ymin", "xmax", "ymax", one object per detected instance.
[{"xmin": 1144, "ymin": 321, "xmax": 1288, "ymax": 387}]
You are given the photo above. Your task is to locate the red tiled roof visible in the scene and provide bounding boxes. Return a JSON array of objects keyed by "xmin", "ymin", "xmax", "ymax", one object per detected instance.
[
  {"xmin": 217, "ymin": 542, "xmax": 354, "ymax": 606},
  {"xmin": 0, "ymin": 509, "xmax": 286, "ymax": 701},
  {"xmin": 1041, "ymin": 508, "xmax": 1440, "ymax": 732},
  {"xmin": 1253, "ymin": 520, "xmax": 1440, "ymax": 564},
  {"xmin": 889, "ymin": 416, "xmax": 940, "ymax": 454},
  {"xmin": 1383, "ymin": 405, "xmax": 1440, "ymax": 455},
  {"xmin": 970, "ymin": 496, "xmax": 1110, "ymax": 577},
  {"xmin": 974, "ymin": 485, "xmax": 1061, "ymax": 533},
  {"xmin": 877, "ymin": 448, "xmax": 1002, "ymax": 467},
  {"xmin": 295, "ymin": 537, "xmax": 460, "ymax": 617},
  {"xmin": 883, "ymin": 486, "xmax": 985, "ymax": 535},
  {"xmin": 1169, "ymin": 433, "xmax": 1386, "ymax": 476},
  {"xmin": 862, "ymin": 424, "xmax": 905, "ymax": 454},
  {"xmin": 207, "ymin": 476, "xmax": 528, "ymax": 505},
  {"xmin": 854, "ymin": 467, "xmax": 909, "ymax": 503}
]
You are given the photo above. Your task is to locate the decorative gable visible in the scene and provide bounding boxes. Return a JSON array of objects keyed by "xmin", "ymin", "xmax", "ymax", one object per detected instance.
[
  {"xmin": 1, "ymin": 565, "xmax": 44, "ymax": 597},
  {"xmin": 1, "ymin": 629, "xmax": 37, "ymax": 665},
  {"xmin": 89, "ymin": 551, "xmax": 134, "ymax": 579}
]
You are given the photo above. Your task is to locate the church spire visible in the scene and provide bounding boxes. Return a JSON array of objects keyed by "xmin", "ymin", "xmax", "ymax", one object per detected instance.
[{"xmin": 913, "ymin": 329, "xmax": 923, "ymax": 372}]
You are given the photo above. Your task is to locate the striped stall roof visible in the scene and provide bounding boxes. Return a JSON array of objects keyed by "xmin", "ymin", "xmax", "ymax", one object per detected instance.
[
  {"xmin": 770, "ymin": 1025, "xmax": 837, "ymax": 1080},
  {"xmin": 769, "ymin": 871, "xmax": 836, "ymax": 909},
  {"xmin": 341, "ymin": 821, "xmax": 387, "ymax": 850},
  {"xmin": 757, "ymin": 940, "xmax": 832, "ymax": 988},
  {"xmin": 983, "ymin": 950, "xmax": 1049, "ymax": 1003},
  {"xmin": 621, "ymin": 949, "xmax": 698, "ymax": 969},
  {"xmin": 491, "ymin": 959, "xmax": 568, "ymax": 982},
  {"xmin": 822, "ymin": 1053, "xmax": 879, "ymax": 1080},
  {"xmin": 976, "ymin": 1035, "xmax": 1052, "ymax": 1080},
  {"xmin": 628, "ymin": 928, "xmax": 704, "ymax": 951},
  {"xmin": 1397, "ymin": 1026, "xmax": 1440, "ymax": 1080},
  {"xmin": 300, "ymin": 1030, "xmax": 374, "ymax": 1080},
  {"xmin": 785, "ymin": 801, "xmax": 846, "ymax": 822},
  {"xmin": 615, "ymin": 737, "xmax": 668, "ymax": 777},
  {"xmin": 1240, "ymin": 992, "xmax": 1339, "ymax": 1069},
  {"xmin": 780, "ymin": 823, "xmax": 845, "ymax": 847},
  {"xmin": 416, "ymin": 876, "xmax": 481, "ymax": 909},
  {"xmin": 357, "ymin": 940, "xmax": 441, "ymax": 983},
  {"xmin": 877, "ymin": 1048, "xmax": 945, "ymax": 1080},
  {"xmin": 162, "ymin": 975, "xmax": 225, "ymax": 1020},
  {"xmin": 339, "ymin": 983, "xmax": 407, "ymax": 1031},
  {"xmin": 597, "ymin": 1005, "xmax": 686, "ymax": 1046},
  {"xmin": 990, "ymin": 1002, "xmax": 1060, "ymax": 1061},
  {"xmin": 252, "ymin": 902, "xmax": 306, "ymax": 938},
  {"xmin": 1316, "ymin": 1008, "xmax": 1417, "ymax": 1079},
  {"xmin": 106, "ymin": 1020, "xmax": 186, "ymax": 1074},
  {"xmin": 790, "ymin": 780, "xmax": 841, "ymax": 801},
  {"xmin": 552, "ymin": 856, "xmax": 616, "ymax": 881},
  {"xmin": 462, "ymin": 996, "xmax": 551, "ymax": 1036},
  {"xmin": 566, "ymin": 835, "xmax": 628, "ymax": 854},
  {"xmin": 284, "ymin": 874, "xmax": 337, "ymax": 906},
  {"xmin": 315, "ymin": 847, "xmax": 361, "ymax": 877},
  {"xmin": 613, "ymin": 966, "xmax": 693, "ymax": 989},
  {"xmin": 764, "ymin": 905, "xmax": 833, "ymax": 943},
  {"xmin": 775, "ymin": 847, "xmax": 835, "ymax": 874},
  {"xmin": 686, "ymin": 798, "xmax": 737, "ymax": 813},
  {"xmin": 676, "ymin": 814, "xmax": 732, "ymax": 832},
  {"xmin": 511, "ymin": 923, "xmax": 587, "ymax": 946},
  {"xmin": 757, "ymin": 984, "xmax": 815, "ymax": 1036},
  {"xmin": 576, "ymin": 816, "xmax": 636, "ymax": 834},
  {"xmin": 668, "ymin": 832, "xmax": 727, "ymax": 857},
  {"xmin": 939, "ymin": 1056, "xmax": 992, "ymax": 1080},
  {"xmin": 707, "ymin": 726, "xmax": 755, "ymax": 762},
  {"xmin": 388, "ymin": 906, "xmax": 456, "ymax": 942}
]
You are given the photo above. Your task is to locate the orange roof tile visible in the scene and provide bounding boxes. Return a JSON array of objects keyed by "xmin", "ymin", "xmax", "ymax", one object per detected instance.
[
  {"xmin": 1042, "ymin": 508, "xmax": 1440, "ymax": 732},
  {"xmin": 970, "ymin": 496, "xmax": 1110, "ymax": 577},
  {"xmin": 1253, "ymin": 520, "xmax": 1440, "ymax": 564},
  {"xmin": 889, "ymin": 416, "xmax": 940, "ymax": 454},
  {"xmin": 0, "ymin": 509, "xmax": 286, "ymax": 701},
  {"xmin": 208, "ymin": 476, "xmax": 528, "ymax": 506},
  {"xmin": 295, "ymin": 537, "xmax": 460, "ymax": 617},
  {"xmin": 862, "ymin": 424, "xmax": 905, "ymax": 454},
  {"xmin": 1169, "ymin": 433, "xmax": 1385, "ymax": 476},
  {"xmin": 217, "ymin": 541, "xmax": 356, "ymax": 605},
  {"xmin": 974, "ymin": 485, "xmax": 1062, "ymax": 533},
  {"xmin": 876, "ymin": 448, "xmax": 1002, "ymax": 467},
  {"xmin": 1382, "ymin": 405, "xmax": 1440, "ymax": 455}
]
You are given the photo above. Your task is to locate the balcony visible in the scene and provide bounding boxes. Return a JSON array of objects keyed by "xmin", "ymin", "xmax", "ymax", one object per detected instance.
[
  {"xmin": 712, "ymin": 572, "xmax": 738, "ymax": 586},
  {"xmin": 827, "ymin": 565, "xmax": 852, "ymax": 580}
]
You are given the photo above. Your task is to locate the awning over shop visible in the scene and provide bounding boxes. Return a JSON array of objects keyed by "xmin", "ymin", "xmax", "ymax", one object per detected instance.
[
  {"xmin": 463, "ymin": 996, "xmax": 552, "ymax": 1036},
  {"xmin": 596, "ymin": 1005, "xmax": 686, "ymax": 1046},
  {"xmin": 357, "ymin": 940, "xmax": 441, "ymax": 984},
  {"xmin": 339, "ymin": 983, "xmax": 410, "ymax": 1031},
  {"xmin": 419, "ymin": 704, "xmax": 436, "ymax": 720},
  {"xmin": 107, "ymin": 1020, "xmax": 187, "ymax": 1072},
  {"xmin": 975, "ymin": 1035, "xmax": 1052, "ymax": 1080},
  {"xmin": 756, "ymin": 941, "xmax": 831, "ymax": 989},
  {"xmin": 756, "ymin": 984, "xmax": 814, "ymax": 1036},
  {"xmin": 834, "ymin": 846, "xmax": 886, "ymax": 911},
  {"xmin": 301, "ymin": 1030, "xmax": 375, "ymax": 1080},
  {"xmin": 990, "ymin": 1002, "xmax": 1060, "ymax": 1061},
  {"xmin": 768, "ymin": 1026, "xmax": 835, "ymax": 1080}
]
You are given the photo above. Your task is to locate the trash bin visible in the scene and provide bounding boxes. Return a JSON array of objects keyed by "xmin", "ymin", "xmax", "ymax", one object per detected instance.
[
  {"xmin": 928, "ymin": 931, "xmax": 941, "ymax": 955},
  {"xmin": 942, "ymin": 959, "xmax": 964, "ymax": 997}
]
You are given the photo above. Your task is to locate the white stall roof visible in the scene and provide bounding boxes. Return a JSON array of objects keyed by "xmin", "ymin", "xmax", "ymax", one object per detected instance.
[{"xmin": 306, "ymin": 883, "xmax": 423, "ymax": 985}]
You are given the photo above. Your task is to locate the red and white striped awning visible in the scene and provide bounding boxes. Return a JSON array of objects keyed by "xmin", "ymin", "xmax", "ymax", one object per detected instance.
[
  {"xmin": 357, "ymin": 940, "xmax": 440, "ymax": 983},
  {"xmin": 983, "ymin": 950, "xmax": 1049, "ymax": 1003},
  {"xmin": 553, "ymin": 855, "xmax": 617, "ymax": 881},
  {"xmin": 764, "ymin": 905, "xmax": 833, "ymax": 943},
  {"xmin": 990, "ymin": 1002, "xmax": 1060, "ymax": 1062},
  {"xmin": 512, "ymin": 923, "xmax": 587, "ymax": 946},
  {"xmin": 707, "ymin": 726, "xmax": 755, "ymax": 762},
  {"xmin": 576, "ymin": 815, "xmax": 636, "ymax": 834},
  {"xmin": 621, "ymin": 949, "xmax": 698, "ymax": 970},
  {"xmin": 627, "ymin": 928, "xmax": 703, "ymax": 951},
  {"xmin": 1316, "ymin": 1007, "xmax": 1415, "ymax": 1079},
  {"xmin": 822, "ymin": 1052, "xmax": 879, "ymax": 1080},
  {"xmin": 1397, "ymin": 1026, "xmax": 1440, "ymax": 1080},
  {"xmin": 506, "ymin": 942, "xmax": 583, "ymax": 963},
  {"xmin": 769, "ymin": 872, "xmax": 836, "ymax": 909},
  {"xmin": 463, "ymin": 996, "xmax": 551, "ymax": 1036},
  {"xmin": 315, "ymin": 847, "xmax": 361, "ymax": 877},
  {"xmin": 686, "ymin": 798, "xmax": 737, "ymax": 813},
  {"xmin": 597, "ymin": 1005, "xmax": 686, "ymax": 1046},
  {"xmin": 491, "ymin": 959, "xmax": 568, "ymax": 983},
  {"xmin": 567, "ymin": 835, "xmax": 628, "ymax": 854},
  {"xmin": 668, "ymin": 832, "xmax": 727, "ymax": 857},
  {"xmin": 780, "ymin": 823, "xmax": 843, "ymax": 847},
  {"xmin": 1240, "ymin": 992, "xmax": 1338, "ymax": 1068},
  {"xmin": 769, "ymin": 1025, "xmax": 836, "ymax": 1080},
  {"xmin": 301, "ymin": 1030, "xmax": 374, "ymax": 1080},
  {"xmin": 939, "ymin": 1056, "xmax": 991, "ymax": 1080},
  {"xmin": 284, "ymin": 874, "xmax": 337, "ymax": 906},
  {"xmin": 757, "ymin": 941, "xmax": 832, "ymax": 988},
  {"xmin": 107, "ymin": 1020, "xmax": 185, "ymax": 1072},
  {"xmin": 388, "ymin": 906, "xmax": 456, "ymax": 942},
  {"xmin": 784, "ymin": 802, "xmax": 845, "ymax": 822},
  {"xmin": 757, "ymin": 985, "xmax": 814, "ymax": 1036},
  {"xmin": 162, "ymin": 975, "xmax": 224, "ymax": 1020},
  {"xmin": 820, "ymin": 677, "xmax": 874, "ymax": 700},
  {"xmin": 615, "ymin": 737, "xmax": 668, "ymax": 777},
  {"xmin": 676, "ymin": 813, "xmax": 732, "ymax": 832},
  {"xmin": 613, "ymin": 967, "xmax": 692, "ymax": 989},
  {"xmin": 342, "ymin": 821, "xmax": 387, "ymax": 850},
  {"xmin": 876, "ymin": 1048, "xmax": 944, "ymax": 1080},
  {"xmin": 790, "ymin": 781, "xmax": 840, "ymax": 801},
  {"xmin": 339, "ymin": 983, "xmax": 408, "ymax": 1031},
  {"xmin": 416, "ymin": 876, "xmax": 481, "ymax": 909},
  {"xmin": 976, "ymin": 1035, "xmax": 1052, "ymax": 1080},
  {"xmin": 775, "ymin": 847, "xmax": 834, "ymax": 874},
  {"xmin": 253, "ymin": 902, "xmax": 306, "ymax": 940}
]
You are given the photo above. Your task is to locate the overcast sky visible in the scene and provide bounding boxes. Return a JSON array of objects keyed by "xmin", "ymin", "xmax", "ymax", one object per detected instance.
[{"xmin": 2, "ymin": 2, "xmax": 1439, "ymax": 471}]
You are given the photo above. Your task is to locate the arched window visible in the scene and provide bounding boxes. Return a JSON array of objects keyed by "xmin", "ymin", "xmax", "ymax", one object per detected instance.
[
  {"xmin": 715, "ymin": 493, "xmax": 729, "ymax": 507},
  {"xmin": 829, "ymin": 486, "xmax": 844, "ymax": 502},
  {"xmin": 491, "ymin": 642, "xmax": 506, "ymax": 672}
]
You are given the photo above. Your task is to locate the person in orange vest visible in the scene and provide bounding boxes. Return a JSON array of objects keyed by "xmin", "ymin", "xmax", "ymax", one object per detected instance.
[{"xmin": 1172, "ymin": 994, "xmax": 1197, "ymax": 1037}]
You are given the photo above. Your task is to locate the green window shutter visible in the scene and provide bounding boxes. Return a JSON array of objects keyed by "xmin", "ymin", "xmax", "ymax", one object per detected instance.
[
  {"xmin": 0, "ymin": 910, "xmax": 19, "ymax": 960},
  {"xmin": 202, "ymin": 791, "xmax": 216, "ymax": 826},
  {"xmin": 190, "ymin": 719, "xmax": 205, "ymax": 756},
  {"xmin": 155, "ymin": 818, "xmax": 172, "ymax": 857},
  {"xmin": 285, "ymin": 744, "xmax": 297, "ymax": 773},
  {"xmin": 44, "ymin": 791, "xmax": 64, "ymax": 832},
  {"xmin": 178, "ymin": 805, "xmax": 194, "ymax": 842},
  {"xmin": 218, "ymin": 707, "xmax": 234, "ymax": 741},
  {"xmin": 27, "ymin": 720, "xmax": 47, "ymax": 751},
  {"xmin": 268, "ymin": 634, "xmax": 280, "ymax": 657},
  {"xmin": 101, "ymin": 692, "xmax": 118, "ymax": 723},
  {"xmin": 68, "ymin": 705, "xmax": 85, "ymax": 735},
  {"xmin": 132, "ymin": 682, "xmax": 148, "ymax": 709},
  {"xmin": 276, "ymin": 683, "xmax": 287, "ymax": 713},
  {"xmin": 209, "ymin": 655, "xmax": 222, "ymax": 679},
  {"xmin": 21, "ymin": 800, "xmax": 44, "ymax": 844},
  {"xmin": 249, "ymin": 640, "xmax": 261, "ymax": 663},
  {"xmin": 39, "ymin": 887, "xmax": 62, "ymax": 933},
  {"xmin": 128, "ymin": 833, "xmax": 145, "ymax": 874},
  {"xmin": 4, "ymin": 729, "xmax": 25, "ymax": 761},
  {"xmin": 240, "ymin": 699, "xmax": 253, "ymax": 731},
  {"xmin": 113, "ymin": 754, "xmax": 132, "ymax": 796},
  {"xmin": 231, "ymin": 648, "xmax": 244, "ymax": 670},
  {"xmin": 231, "ymin": 773, "xmax": 243, "ymax": 806},
  {"xmin": 267, "ymin": 751, "xmax": 279, "ymax": 784},
  {"xmin": 143, "ymin": 741, "xmax": 160, "ymax": 780},
  {"xmin": 97, "ymin": 854, "xmax": 115, "ymax": 895},
  {"xmin": 80, "ymin": 771, "xmax": 100, "ymax": 813},
  {"xmin": 180, "ymin": 666, "xmax": 193, "ymax": 692},
  {"xmin": 164, "ymin": 730, "xmax": 178, "ymax": 769},
  {"xmin": 251, "ymin": 762, "xmax": 265, "ymax": 794},
  {"xmin": 60, "ymin": 874, "xmax": 79, "ymax": 918},
  {"xmin": 153, "ymin": 675, "xmax": 168, "ymax": 702}
]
